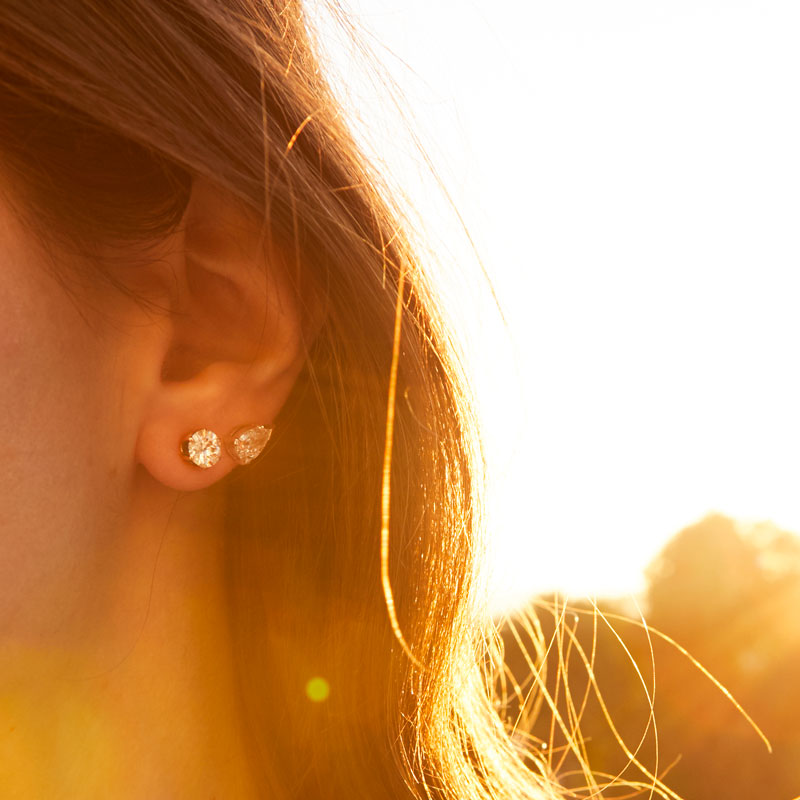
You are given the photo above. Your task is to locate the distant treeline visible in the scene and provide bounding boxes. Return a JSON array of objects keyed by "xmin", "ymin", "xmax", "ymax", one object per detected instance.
[{"xmin": 500, "ymin": 513, "xmax": 800, "ymax": 799}]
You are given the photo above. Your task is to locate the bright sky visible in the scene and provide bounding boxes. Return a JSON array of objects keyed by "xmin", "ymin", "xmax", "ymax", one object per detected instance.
[{"xmin": 316, "ymin": 0, "xmax": 800, "ymax": 613}]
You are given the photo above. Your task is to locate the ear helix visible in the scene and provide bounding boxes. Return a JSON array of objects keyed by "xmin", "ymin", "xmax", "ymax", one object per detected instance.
[{"xmin": 180, "ymin": 424, "xmax": 273, "ymax": 469}]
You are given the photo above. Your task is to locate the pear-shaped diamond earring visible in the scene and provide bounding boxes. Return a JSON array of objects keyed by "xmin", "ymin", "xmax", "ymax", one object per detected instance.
[{"xmin": 225, "ymin": 424, "xmax": 272, "ymax": 465}]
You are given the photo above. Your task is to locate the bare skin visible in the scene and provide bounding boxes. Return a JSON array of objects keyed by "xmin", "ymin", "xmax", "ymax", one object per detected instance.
[{"xmin": 0, "ymin": 177, "xmax": 305, "ymax": 797}]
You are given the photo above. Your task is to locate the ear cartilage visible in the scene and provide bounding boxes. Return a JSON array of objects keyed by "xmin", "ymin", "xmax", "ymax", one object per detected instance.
[
  {"xmin": 225, "ymin": 424, "xmax": 273, "ymax": 465},
  {"xmin": 180, "ymin": 428, "xmax": 223, "ymax": 469}
]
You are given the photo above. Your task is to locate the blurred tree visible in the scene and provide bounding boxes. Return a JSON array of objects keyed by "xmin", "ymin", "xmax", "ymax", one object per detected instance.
[
  {"xmin": 645, "ymin": 513, "xmax": 764, "ymax": 639},
  {"xmin": 500, "ymin": 513, "xmax": 800, "ymax": 799}
]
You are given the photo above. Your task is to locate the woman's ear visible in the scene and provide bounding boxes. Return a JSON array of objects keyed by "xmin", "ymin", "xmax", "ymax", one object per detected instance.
[{"xmin": 135, "ymin": 179, "xmax": 309, "ymax": 492}]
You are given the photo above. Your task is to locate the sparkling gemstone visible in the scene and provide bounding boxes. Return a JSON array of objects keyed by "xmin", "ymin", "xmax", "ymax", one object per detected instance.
[
  {"xmin": 230, "ymin": 425, "xmax": 271, "ymax": 465},
  {"xmin": 183, "ymin": 429, "xmax": 222, "ymax": 469}
]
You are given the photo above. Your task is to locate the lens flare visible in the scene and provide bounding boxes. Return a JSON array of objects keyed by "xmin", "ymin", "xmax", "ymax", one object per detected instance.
[{"xmin": 305, "ymin": 677, "xmax": 330, "ymax": 702}]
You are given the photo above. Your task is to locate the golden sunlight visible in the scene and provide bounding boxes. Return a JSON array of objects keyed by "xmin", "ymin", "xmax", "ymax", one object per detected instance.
[{"xmin": 321, "ymin": 0, "xmax": 800, "ymax": 615}]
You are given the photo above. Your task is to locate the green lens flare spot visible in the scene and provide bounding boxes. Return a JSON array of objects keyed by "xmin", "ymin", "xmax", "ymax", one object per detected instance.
[{"xmin": 305, "ymin": 677, "xmax": 330, "ymax": 702}]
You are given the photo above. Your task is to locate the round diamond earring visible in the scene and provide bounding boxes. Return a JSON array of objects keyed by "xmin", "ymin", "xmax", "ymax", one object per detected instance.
[{"xmin": 180, "ymin": 428, "xmax": 223, "ymax": 469}]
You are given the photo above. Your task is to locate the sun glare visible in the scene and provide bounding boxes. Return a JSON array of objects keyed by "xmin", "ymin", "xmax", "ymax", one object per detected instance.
[{"xmin": 320, "ymin": 0, "xmax": 800, "ymax": 614}]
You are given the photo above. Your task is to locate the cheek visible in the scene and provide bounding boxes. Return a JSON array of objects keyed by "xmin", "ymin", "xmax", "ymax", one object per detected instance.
[{"xmin": 0, "ymin": 253, "xmax": 130, "ymax": 640}]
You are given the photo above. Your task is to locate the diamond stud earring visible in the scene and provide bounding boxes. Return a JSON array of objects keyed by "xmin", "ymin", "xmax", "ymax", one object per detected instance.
[
  {"xmin": 180, "ymin": 424, "xmax": 273, "ymax": 469},
  {"xmin": 225, "ymin": 424, "xmax": 272, "ymax": 465},
  {"xmin": 180, "ymin": 428, "xmax": 223, "ymax": 469}
]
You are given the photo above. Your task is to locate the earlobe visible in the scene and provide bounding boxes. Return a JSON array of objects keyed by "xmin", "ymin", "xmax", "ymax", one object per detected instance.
[
  {"xmin": 136, "ymin": 358, "xmax": 300, "ymax": 493},
  {"xmin": 132, "ymin": 179, "xmax": 309, "ymax": 493}
]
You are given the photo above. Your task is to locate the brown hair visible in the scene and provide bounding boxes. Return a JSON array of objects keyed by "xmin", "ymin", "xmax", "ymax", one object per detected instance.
[{"xmin": 0, "ymin": 2, "xmax": 565, "ymax": 797}]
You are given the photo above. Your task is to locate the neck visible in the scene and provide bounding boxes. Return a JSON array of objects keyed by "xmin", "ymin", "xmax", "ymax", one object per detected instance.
[{"xmin": 1, "ymin": 468, "xmax": 258, "ymax": 798}]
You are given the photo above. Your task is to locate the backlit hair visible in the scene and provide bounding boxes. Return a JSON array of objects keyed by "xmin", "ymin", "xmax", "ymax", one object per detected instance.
[{"xmin": 0, "ymin": 2, "xmax": 598, "ymax": 797}]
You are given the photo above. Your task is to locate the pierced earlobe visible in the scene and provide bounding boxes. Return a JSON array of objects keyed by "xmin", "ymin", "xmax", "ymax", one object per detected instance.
[{"xmin": 180, "ymin": 424, "xmax": 272, "ymax": 469}]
